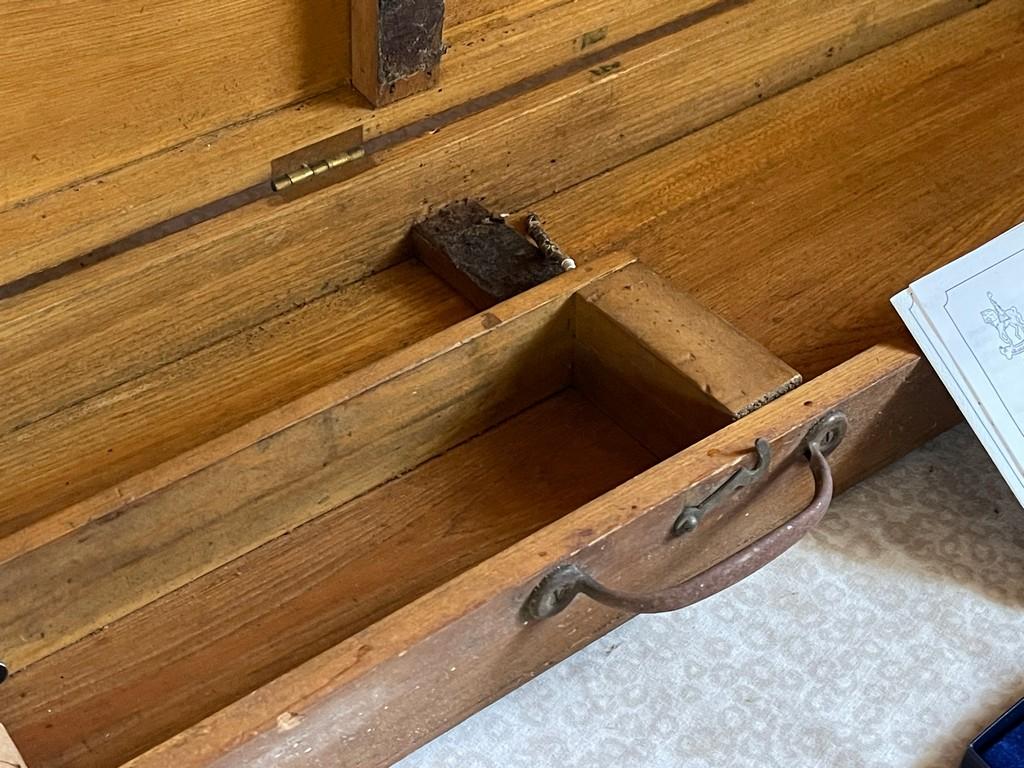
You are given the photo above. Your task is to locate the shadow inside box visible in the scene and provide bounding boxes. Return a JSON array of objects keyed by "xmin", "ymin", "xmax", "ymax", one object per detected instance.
[{"xmin": 807, "ymin": 423, "xmax": 1024, "ymax": 613}]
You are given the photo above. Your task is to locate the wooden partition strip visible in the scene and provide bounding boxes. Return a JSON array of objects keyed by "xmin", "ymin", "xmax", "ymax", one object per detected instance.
[
  {"xmin": 0, "ymin": 292, "xmax": 571, "ymax": 672},
  {"xmin": 122, "ymin": 341, "xmax": 960, "ymax": 768},
  {"xmin": 574, "ymin": 263, "xmax": 801, "ymax": 455},
  {"xmin": 0, "ymin": 0, "xmax": 975, "ymax": 443},
  {"xmin": 527, "ymin": 0, "xmax": 1024, "ymax": 379}
]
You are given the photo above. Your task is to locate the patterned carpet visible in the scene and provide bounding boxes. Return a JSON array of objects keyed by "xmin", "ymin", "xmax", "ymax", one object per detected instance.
[{"xmin": 397, "ymin": 425, "xmax": 1024, "ymax": 768}]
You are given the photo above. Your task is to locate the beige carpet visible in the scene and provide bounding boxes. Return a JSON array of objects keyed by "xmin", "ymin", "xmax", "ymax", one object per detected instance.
[{"xmin": 397, "ymin": 425, "xmax": 1024, "ymax": 767}]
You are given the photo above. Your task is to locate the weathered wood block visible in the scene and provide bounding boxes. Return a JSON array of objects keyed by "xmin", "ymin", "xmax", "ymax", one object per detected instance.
[
  {"xmin": 351, "ymin": 0, "xmax": 446, "ymax": 106},
  {"xmin": 410, "ymin": 200, "xmax": 564, "ymax": 309}
]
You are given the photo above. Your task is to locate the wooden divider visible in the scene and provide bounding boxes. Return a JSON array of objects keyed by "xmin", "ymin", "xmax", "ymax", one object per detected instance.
[{"xmin": 574, "ymin": 264, "xmax": 801, "ymax": 455}]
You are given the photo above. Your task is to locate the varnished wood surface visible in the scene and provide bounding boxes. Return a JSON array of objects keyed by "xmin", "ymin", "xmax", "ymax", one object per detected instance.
[
  {"xmin": 122, "ymin": 342, "xmax": 960, "ymax": 768},
  {"xmin": 0, "ymin": 3, "xmax": 1007, "ymax": 762},
  {"xmin": 0, "ymin": 256, "xmax": 630, "ymax": 569},
  {"xmin": 0, "ymin": 0, "xmax": 727, "ymax": 285},
  {"xmin": 1, "ymin": 391, "xmax": 656, "ymax": 768},
  {"xmin": 530, "ymin": 0, "xmax": 1024, "ymax": 378},
  {"xmin": 0, "ymin": 0, "xmax": 516, "ymax": 218},
  {"xmin": 0, "ymin": 261, "xmax": 582, "ymax": 670},
  {"xmin": 0, "ymin": 0, "xmax": 985, "ymax": 544},
  {"xmin": 350, "ymin": 0, "xmax": 444, "ymax": 105},
  {"xmin": 0, "ymin": 262, "xmax": 472, "ymax": 538},
  {"xmin": 579, "ymin": 265, "xmax": 801, "ymax": 417},
  {"xmin": 574, "ymin": 264, "xmax": 800, "ymax": 456}
]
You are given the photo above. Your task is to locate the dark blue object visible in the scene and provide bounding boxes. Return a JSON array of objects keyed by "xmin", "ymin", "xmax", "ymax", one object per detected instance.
[{"xmin": 964, "ymin": 698, "xmax": 1024, "ymax": 768}]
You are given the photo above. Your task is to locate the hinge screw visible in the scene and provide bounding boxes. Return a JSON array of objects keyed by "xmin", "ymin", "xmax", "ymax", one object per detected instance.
[{"xmin": 527, "ymin": 213, "xmax": 576, "ymax": 271}]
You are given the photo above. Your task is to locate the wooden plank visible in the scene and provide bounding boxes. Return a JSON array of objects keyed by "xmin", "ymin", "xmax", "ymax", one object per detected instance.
[
  {"xmin": 0, "ymin": 261, "xmax": 472, "ymax": 538},
  {"xmin": 0, "ymin": 0, "xmax": 978, "ymax": 451},
  {"xmin": 0, "ymin": 0, "xmax": 977, "ymax": 290},
  {"xmin": 351, "ymin": 0, "xmax": 446, "ymax": 106},
  {"xmin": 0, "ymin": 0, "xmax": 512, "ymax": 220},
  {"xmin": 122, "ymin": 341, "xmax": 960, "ymax": 768},
  {"xmin": 574, "ymin": 263, "xmax": 801, "ymax": 454},
  {"xmin": 0, "ymin": 391, "xmax": 656, "ymax": 768},
  {"xmin": 0, "ymin": 0, "xmax": 722, "ymax": 286},
  {"xmin": 529, "ymin": 0, "xmax": 1024, "ymax": 379},
  {"xmin": 446, "ymin": 0, "xmax": 514, "ymax": 26}
]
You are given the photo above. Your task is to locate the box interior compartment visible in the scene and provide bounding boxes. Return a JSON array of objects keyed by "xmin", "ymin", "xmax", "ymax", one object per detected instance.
[{"xmin": 1, "ymin": 274, "xmax": 747, "ymax": 768}]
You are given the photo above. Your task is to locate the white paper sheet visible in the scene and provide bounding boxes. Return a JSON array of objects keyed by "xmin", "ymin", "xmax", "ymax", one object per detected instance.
[{"xmin": 892, "ymin": 221, "xmax": 1024, "ymax": 507}]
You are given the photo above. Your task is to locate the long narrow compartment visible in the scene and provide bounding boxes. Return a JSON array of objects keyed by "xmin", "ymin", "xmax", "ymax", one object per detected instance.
[{"xmin": 6, "ymin": 261, "xmax": 744, "ymax": 767}]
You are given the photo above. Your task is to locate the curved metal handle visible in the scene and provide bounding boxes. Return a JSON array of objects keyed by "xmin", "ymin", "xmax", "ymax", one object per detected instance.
[{"xmin": 523, "ymin": 411, "xmax": 848, "ymax": 620}]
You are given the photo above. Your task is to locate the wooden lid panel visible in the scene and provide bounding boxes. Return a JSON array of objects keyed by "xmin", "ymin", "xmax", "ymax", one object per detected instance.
[
  {"xmin": 0, "ymin": 0, "xmax": 700, "ymax": 290},
  {"xmin": 0, "ymin": 0, "xmax": 350, "ymax": 210}
]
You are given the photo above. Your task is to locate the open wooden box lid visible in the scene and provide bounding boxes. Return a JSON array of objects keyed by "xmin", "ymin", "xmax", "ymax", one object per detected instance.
[{"xmin": 1, "ymin": 0, "xmax": 714, "ymax": 293}]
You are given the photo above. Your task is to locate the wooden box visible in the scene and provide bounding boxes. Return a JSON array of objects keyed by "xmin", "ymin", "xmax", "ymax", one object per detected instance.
[{"xmin": 2, "ymin": 0, "xmax": 1022, "ymax": 765}]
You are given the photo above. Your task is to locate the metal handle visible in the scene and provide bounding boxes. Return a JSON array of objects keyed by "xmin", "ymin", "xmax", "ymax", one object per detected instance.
[{"xmin": 523, "ymin": 411, "xmax": 848, "ymax": 620}]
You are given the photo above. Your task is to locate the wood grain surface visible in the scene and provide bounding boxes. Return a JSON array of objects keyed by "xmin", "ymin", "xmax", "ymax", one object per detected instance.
[
  {"xmin": 0, "ymin": 0, "xmax": 721, "ymax": 284},
  {"xmin": 574, "ymin": 264, "xmax": 801, "ymax": 456},
  {"xmin": 529, "ymin": 0, "xmax": 1024, "ymax": 378},
  {"xmin": 0, "ymin": 0, "xmax": 977, "ymax": 288},
  {"xmin": 0, "ymin": 3, "xmax": 1006, "ymax": 762},
  {"xmin": 0, "ymin": 262, "xmax": 473, "ymax": 538},
  {"xmin": 351, "ymin": 0, "xmax": 445, "ymax": 105},
  {"xmin": 0, "ymin": 0, "xmax": 988, "ymax": 545},
  {"xmin": 0, "ymin": 0, "xmax": 351, "ymax": 209},
  {"xmin": 0, "ymin": 391, "xmax": 656, "ymax": 768}
]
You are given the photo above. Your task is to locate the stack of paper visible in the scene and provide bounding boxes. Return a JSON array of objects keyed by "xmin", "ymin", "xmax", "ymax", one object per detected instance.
[{"xmin": 892, "ymin": 222, "xmax": 1024, "ymax": 507}]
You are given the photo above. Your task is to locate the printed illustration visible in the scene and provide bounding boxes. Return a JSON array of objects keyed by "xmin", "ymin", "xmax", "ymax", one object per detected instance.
[{"xmin": 981, "ymin": 292, "xmax": 1024, "ymax": 360}]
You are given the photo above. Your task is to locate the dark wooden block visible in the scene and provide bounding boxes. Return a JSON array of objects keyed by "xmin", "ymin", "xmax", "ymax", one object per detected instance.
[
  {"xmin": 410, "ymin": 200, "xmax": 565, "ymax": 310},
  {"xmin": 352, "ymin": 0, "xmax": 446, "ymax": 106}
]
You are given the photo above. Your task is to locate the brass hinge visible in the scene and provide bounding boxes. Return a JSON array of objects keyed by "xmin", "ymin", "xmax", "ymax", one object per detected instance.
[
  {"xmin": 270, "ymin": 126, "xmax": 372, "ymax": 200},
  {"xmin": 272, "ymin": 146, "xmax": 366, "ymax": 192}
]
